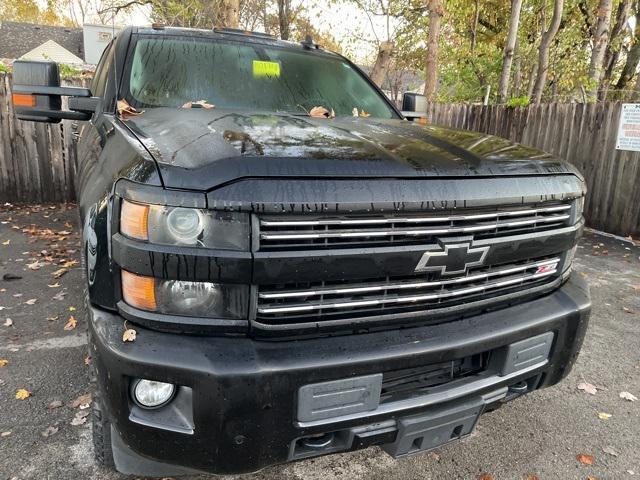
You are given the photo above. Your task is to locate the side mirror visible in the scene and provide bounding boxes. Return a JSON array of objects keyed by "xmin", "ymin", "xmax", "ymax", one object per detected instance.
[
  {"xmin": 401, "ymin": 92, "xmax": 428, "ymax": 122},
  {"xmin": 12, "ymin": 60, "xmax": 100, "ymax": 123}
]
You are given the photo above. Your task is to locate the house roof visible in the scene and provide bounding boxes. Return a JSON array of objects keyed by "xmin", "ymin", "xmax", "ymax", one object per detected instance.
[
  {"xmin": 0, "ymin": 21, "xmax": 84, "ymax": 60},
  {"xmin": 20, "ymin": 39, "xmax": 84, "ymax": 64}
]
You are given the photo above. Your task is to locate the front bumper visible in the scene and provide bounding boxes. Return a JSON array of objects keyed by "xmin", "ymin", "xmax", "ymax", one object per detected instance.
[{"xmin": 88, "ymin": 274, "xmax": 590, "ymax": 475}]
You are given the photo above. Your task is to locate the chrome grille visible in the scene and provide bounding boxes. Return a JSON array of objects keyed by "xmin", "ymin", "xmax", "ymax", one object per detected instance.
[
  {"xmin": 256, "ymin": 257, "xmax": 560, "ymax": 325},
  {"xmin": 258, "ymin": 203, "xmax": 572, "ymax": 250}
]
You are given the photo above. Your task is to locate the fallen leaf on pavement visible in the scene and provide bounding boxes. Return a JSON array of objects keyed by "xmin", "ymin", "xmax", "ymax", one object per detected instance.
[
  {"xmin": 0, "ymin": 359, "xmax": 8, "ymax": 367},
  {"xmin": 52, "ymin": 267, "xmax": 68, "ymax": 278},
  {"xmin": 69, "ymin": 393, "xmax": 92, "ymax": 408},
  {"xmin": 70, "ymin": 410, "xmax": 90, "ymax": 426},
  {"xmin": 576, "ymin": 454, "xmax": 595, "ymax": 465},
  {"xmin": 47, "ymin": 400, "xmax": 63, "ymax": 410},
  {"xmin": 2, "ymin": 239, "xmax": 10, "ymax": 245},
  {"xmin": 15, "ymin": 389, "xmax": 31, "ymax": 400},
  {"xmin": 526, "ymin": 476, "xmax": 540, "ymax": 480},
  {"xmin": 598, "ymin": 412, "xmax": 612, "ymax": 420},
  {"xmin": 26, "ymin": 261, "xmax": 43, "ymax": 270},
  {"xmin": 620, "ymin": 391, "xmax": 638, "ymax": 402},
  {"xmin": 69, "ymin": 306, "xmax": 76, "ymax": 312},
  {"xmin": 24, "ymin": 298, "xmax": 37, "ymax": 305},
  {"xmin": 46, "ymin": 315, "xmax": 58, "ymax": 321},
  {"xmin": 602, "ymin": 446, "xmax": 619, "ymax": 457},
  {"xmin": 52, "ymin": 291, "xmax": 66, "ymax": 301},
  {"xmin": 41, "ymin": 425, "xmax": 59, "ymax": 438},
  {"xmin": 1, "ymin": 431, "xmax": 11, "ymax": 437},
  {"xmin": 578, "ymin": 382, "xmax": 598, "ymax": 395},
  {"xmin": 84, "ymin": 356, "xmax": 91, "ymax": 365},
  {"xmin": 622, "ymin": 306, "xmax": 635, "ymax": 314},
  {"xmin": 63, "ymin": 316, "xmax": 77, "ymax": 331},
  {"xmin": 62, "ymin": 260, "xmax": 78, "ymax": 268},
  {"xmin": 123, "ymin": 328, "xmax": 137, "ymax": 342},
  {"xmin": 47, "ymin": 283, "xmax": 61, "ymax": 288},
  {"xmin": 478, "ymin": 474, "xmax": 494, "ymax": 480},
  {"xmin": 2, "ymin": 318, "xmax": 10, "ymax": 327}
]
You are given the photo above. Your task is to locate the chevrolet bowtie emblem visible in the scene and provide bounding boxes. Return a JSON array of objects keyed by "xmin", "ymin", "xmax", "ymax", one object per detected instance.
[{"xmin": 415, "ymin": 242, "xmax": 489, "ymax": 276}]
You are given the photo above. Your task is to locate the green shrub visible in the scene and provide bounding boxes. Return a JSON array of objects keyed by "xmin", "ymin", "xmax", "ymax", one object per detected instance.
[
  {"xmin": 58, "ymin": 63, "xmax": 82, "ymax": 79},
  {"xmin": 0, "ymin": 62, "xmax": 9, "ymax": 73},
  {"xmin": 505, "ymin": 96, "xmax": 530, "ymax": 108}
]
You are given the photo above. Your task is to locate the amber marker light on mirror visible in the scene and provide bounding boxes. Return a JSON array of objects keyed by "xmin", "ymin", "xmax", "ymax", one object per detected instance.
[
  {"xmin": 12, "ymin": 93, "xmax": 37, "ymax": 107},
  {"xmin": 121, "ymin": 200, "xmax": 150, "ymax": 240},
  {"xmin": 121, "ymin": 270, "xmax": 157, "ymax": 311}
]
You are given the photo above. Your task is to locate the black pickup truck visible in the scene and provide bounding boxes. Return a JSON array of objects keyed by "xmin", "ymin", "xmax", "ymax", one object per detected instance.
[{"xmin": 12, "ymin": 26, "xmax": 590, "ymax": 476}]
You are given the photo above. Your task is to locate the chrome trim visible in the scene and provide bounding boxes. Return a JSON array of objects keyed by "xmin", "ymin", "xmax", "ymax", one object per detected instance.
[
  {"xmin": 260, "ymin": 205, "xmax": 571, "ymax": 227},
  {"xmin": 258, "ymin": 267, "xmax": 558, "ymax": 314},
  {"xmin": 259, "ymin": 258, "xmax": 560, "ymax": 300},
  {"xmin": 259, "ymin": 214, "xmax": 570, "ymax": 240}
]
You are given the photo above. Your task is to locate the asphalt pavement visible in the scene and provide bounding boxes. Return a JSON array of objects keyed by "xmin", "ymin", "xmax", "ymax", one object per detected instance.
[{"xmin": 0, "ymin": 203, "xmax": 638, "ymax": 480}]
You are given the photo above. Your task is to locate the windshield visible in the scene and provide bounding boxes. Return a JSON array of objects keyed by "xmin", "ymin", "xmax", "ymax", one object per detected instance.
[{"xmin": 124, "ymin": 35, "xmax": 397, "ymax": 119}]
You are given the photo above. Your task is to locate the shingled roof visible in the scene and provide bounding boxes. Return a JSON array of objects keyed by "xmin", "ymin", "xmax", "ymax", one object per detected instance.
[{"xmin": 0, "ymin": 21, "xmax": 84, "ymax": 61}]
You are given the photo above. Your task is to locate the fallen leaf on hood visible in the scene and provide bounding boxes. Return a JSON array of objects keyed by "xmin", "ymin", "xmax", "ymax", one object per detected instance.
[
  {"xmin": 47, "ymin": 400, "xmax": 63, "ymax": 410},
  {"xmin": 309, "ymin": 106, "xmax": 335, "ymax": 118},
  {"xmin": 24, "ymin": 298, "xmax": 37, "ymax": 305},
  {"xmin": 597, "ymin": 412, "xmax": 612, "ymax": 420},
  {"xmin": 359, "ymin": 110, "xmax": 371, "ymax": 117},
  {"xmin": 69, "ymin": 393, "xmax": 92, "ymax": 408},
  {"xmin": 182, "ymin": 100, "xmax": 215, "ymax": 109},
  {"xmin": 15, "ymin": 389, "xmax": 31, "ymax": 400},
  {"xmin": 352, "ymin": 107, "xmax": 359, "ymax": 117},
  {"xmin": 576, "ymin": 454, "xmax": 595, "ymax": 465},
  {"xmin": 52, "ymin": 267, "xmax": 68, "ymax": 278},
  {"xmin": 41, "ymin": 425, "xmax": 59, "ymax": 437},
  {"xmin": 122, "ymin": 328, "xmax": 137, "ymax": 342},
  {"xmin": 3, "ymin": 318, "xmax": 12, "ymax": 327},
  {"xmin": 578, "ymin": 382, "xmax": 598, "ymax": 395},
  {"xmin": 70, "ymin": 410, "xmax": 90, "ymax": 426},
  {"xmin": 63, "ymin": 316, "xmax": 77, "ymax": 331},
  {"xmin": 117, "ymin": 98, "xmax": 144, "ymax": 120},
  {"xmin": 602, "ymin": 446, "xmax": 619, "ymax": 457},
  {"xmin": 0, "ymin": 359, "xmax": 8, "ymax": 367},
  {"xmin": 619, "ymin": 391, "xmax": 638, "ymax": 402}
]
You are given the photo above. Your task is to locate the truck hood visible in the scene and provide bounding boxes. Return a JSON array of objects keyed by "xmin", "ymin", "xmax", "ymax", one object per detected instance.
[{"xmin": 123, "ymin": 108, "xmax": 581, "ymax": 191}]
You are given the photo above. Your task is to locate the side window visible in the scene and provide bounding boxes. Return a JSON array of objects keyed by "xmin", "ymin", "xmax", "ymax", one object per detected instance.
[{"xmin": 92, "ymin": 42, "xmax": 116, "ymax": 112}]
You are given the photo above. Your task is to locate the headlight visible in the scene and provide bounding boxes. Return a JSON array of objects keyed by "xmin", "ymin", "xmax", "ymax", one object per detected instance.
[
  {"xmin": 120, "ymin": 199, "xmax": 250, "ymax": 250},
  {"xmin": 121, "ymin": 270, "xmax": 248, "ymax": 318}
]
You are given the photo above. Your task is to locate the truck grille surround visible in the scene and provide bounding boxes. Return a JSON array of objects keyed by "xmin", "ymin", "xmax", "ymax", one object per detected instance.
[{"xmin": 253, "ymin": 201, "xmax": 578, "ymax": 333}]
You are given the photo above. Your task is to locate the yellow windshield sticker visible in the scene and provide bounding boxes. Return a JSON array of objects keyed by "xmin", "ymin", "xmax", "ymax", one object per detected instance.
[{"xmin": 253, "ymin": 60, "xmax": 281, "ymax": 78}]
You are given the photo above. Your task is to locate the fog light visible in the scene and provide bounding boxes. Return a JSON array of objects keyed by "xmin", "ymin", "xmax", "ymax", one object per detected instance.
[{"xmin": 132, "ymin": 379, "xmax": 176, "ymax": 409}]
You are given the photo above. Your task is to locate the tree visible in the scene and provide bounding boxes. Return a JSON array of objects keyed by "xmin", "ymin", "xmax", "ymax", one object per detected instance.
[
  {"xmin": 532, "ymin": 0, "xmax": 564, "ymax": 104},
  {"xmin": 497, "ymin": 0, "xmax": 523, "ymax": 103},
  {"xmin": 423, "ymin": 0, "xmax": 443, "ymax": 101},
  {"xmin": 221, "ymin": 0, "xmax": 240, "ymax": 27},
  {"xmin": 599, "ymin": 0, "xmax": 632, "ymax": 100},
  {"xmin": 277, "ymin": 0, "xmax": 291, "ymax": 39},
  {"xmin": 615, "ymin": 5, "xmax": 640, "ymax": 95},
  {"xmin": 586, "ymin": 0, "xmax": 613, "ymax": 100},
  {"xmin": 369, "ymin": 41, "xmax": 395, "ymax": 87}
]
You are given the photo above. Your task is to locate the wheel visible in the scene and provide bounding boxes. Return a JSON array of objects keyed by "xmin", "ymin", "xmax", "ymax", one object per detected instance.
[{"xmin": 90, "ymin": 355, "xmax": 114, "ymax": 467}]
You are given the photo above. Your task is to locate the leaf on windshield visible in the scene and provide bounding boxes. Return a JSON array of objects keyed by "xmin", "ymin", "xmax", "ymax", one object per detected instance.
[
  {"xmin": 182, "ymin": 100, "xmax": 215, "ymax": 109},
  {"xmin": 117, "ymin": 99, "xmax": 144, "ymax": 120},
  {"xmin": 309, "ymin": 106, "xmax": 335, "ymax": 119},
  {"xmin": 352, "ymin": 108, "xmax": 371, "ymax": 118}
]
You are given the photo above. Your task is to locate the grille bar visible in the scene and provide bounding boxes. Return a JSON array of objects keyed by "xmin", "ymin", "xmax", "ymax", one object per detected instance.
[
  {"xmin": 258, "ymin": 260, "xmax": 559, "ymax": 314},
  {"xmin": 260, "ymin": 205, "xmax": 570, "ymax": 228},
  {"xmin": 259, "ymin": 258, "xmax": 560, "ymax": 300}
]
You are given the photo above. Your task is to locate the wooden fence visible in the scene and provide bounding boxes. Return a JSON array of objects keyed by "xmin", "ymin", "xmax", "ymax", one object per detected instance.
[
  {"xmin": 426, "ymin": 102, "xmax": 639, "ymax": 237},
  {"xmin": 0, "ymin": 72, "xmax": 638, "ymax": 236},
  {"xmin": 0, "ymin": 73, "xmax": 80, "ymax": 203}
]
